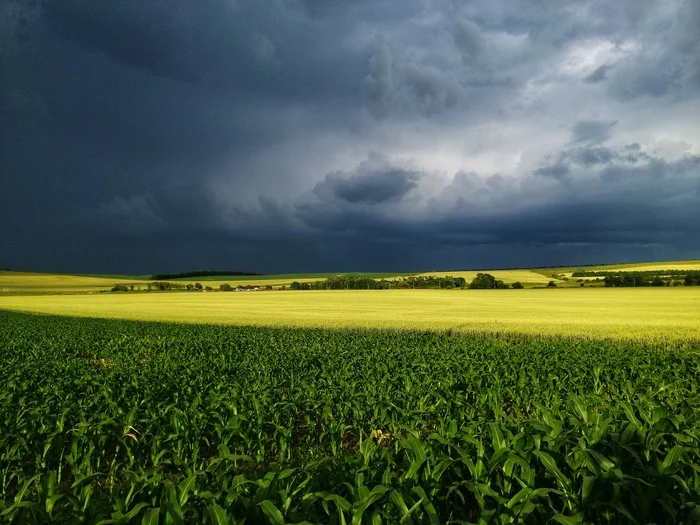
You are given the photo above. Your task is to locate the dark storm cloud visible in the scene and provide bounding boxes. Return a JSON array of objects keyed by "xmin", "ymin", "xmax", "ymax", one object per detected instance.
[
  {"xmin": 2, "ymin": 0, "xmax": 700, "ymax": 274},
  {"xmin": 605, "ymin": 0, "xmax": 700, "ymax": 100},
  {"xmin": 289, "ymin": 147, "xmax": 700, "ymax": 252},
  {"xmin": 314, "ymin": 168, "xmax": 421, "ymax": 205}
]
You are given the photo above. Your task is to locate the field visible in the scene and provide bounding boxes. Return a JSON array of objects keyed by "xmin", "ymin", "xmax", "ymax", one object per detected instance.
[
  {"xmin": 2, "ymin": 260, "xmax": 699, "ymax": 295},
  {"xmin": 0, "ymin": 272, "xmax": 151, "ymax": 294},
  {"xmin": 571, "ymin": 260, "xmax": 700, "ymax": 272},
  {"xmin": 529, "ymin": 261, "xmax": 700, "ymax": 280},
  {"xmin": 2, "ymin": 310, "xmax": 700, "ymax": 524},
  {"xmin": 0, "ymin": 288, "xmax": 698, "ymax": 341},
  {"xmin": 416, "ymin": 270, "xmax": 559, "ymax": 286},
  {"xmin": 0, "ymin": 270, "xmax": 548, "ymax": 295},
  {"xmin": 2, "ymin": 261, "xmax": 700, "ymax": 522}
]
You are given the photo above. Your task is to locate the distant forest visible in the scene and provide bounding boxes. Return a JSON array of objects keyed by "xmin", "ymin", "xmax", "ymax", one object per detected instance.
[{"xmin": 150, "ymin": 270, "xmax": 261, "ymax": 280}]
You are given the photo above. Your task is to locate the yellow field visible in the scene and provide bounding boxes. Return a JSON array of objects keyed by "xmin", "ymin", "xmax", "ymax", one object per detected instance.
[
  {"xmin": 0, "ymin": 269, "xmax": 565, "ymax": 294},
  {"xmin": 418, "ymin": 270, "xmax": 560, "ymax": 285},
  {"xmin": 1, "ymin": 260, "xmax": 698, "ymax": 294},
  {"xmin": 585, "ymin": 261, "xmax": 700, "ymax": 272},
  {"xmin": 1, "ymin": 288, "xmax": 698, "ymax": 341},
  {"xmin": 0, "ymin": 272, "xmax": 150, "ymax": 294},
  {"xmin": 0, "ymin": 272, "xmax": 329, "ymax": 294}
]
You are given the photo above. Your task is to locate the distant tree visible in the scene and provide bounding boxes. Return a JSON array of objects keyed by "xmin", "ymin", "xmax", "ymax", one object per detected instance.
[
  {"xmin": 130, "ymin": 285, "xmax": 134, "ymax": 291},
  {"xmin": 546, "ymin": 281, "xmax": 558, "ymax": 288},
  {"xmin": 685, "ymin": 272, "xmax": 700, "ymax": 286},
  {"xmin": 469, "ymin": 273, "xmax": 508, "ymax": 289},
  {"xmin": 580, "ymin": 282, "xmax": 585, "ymax": 287},
  {"xmin": 290, "ymin": 281, "xmax": 302, "ymax": 290},
  {"xmin": 205, "ymin": 286, "xmax": 213, "ymax": 291},
  {"xmin": 111, "ymin": 284, "xmax": 129, "ymax": 292},
  {"xmin": 264, "ymin": 285, "xmax": 273, "ymax": 291},
  {"xmin": 220, "ymin": 283, "xmax": 233, "ymax": 291},
  {"xmin": 650, "ymin": 276, "xmax": 665, "ymax": 287},
  {"xmin": 511, "ymin": 281, "xmax": 524, "ymax": 289},
  {"xmin": 194, "ymin": 282, "xmax": 203, "ymax": 290},
  {"xmin": 186, "ymin": 284, "xmax": 194, "ymax": 290}
]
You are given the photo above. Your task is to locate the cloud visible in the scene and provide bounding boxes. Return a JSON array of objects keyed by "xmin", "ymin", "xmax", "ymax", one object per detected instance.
[
  {"xmin": 452, "ymin": 18, "xmax": 483, "ymax": 62},
  {"xmin": 313, "ymin": 167, "xmax": 421, "ymax": 205},
  {"xmin": 95, "ymin": 195, "xmax": 166, "ymax": 234},
  {"xmin": 584, "ymin": 64, "xmax": 612, "ymax": 83},
  {"xmin": 534, "ymin": 163, "xmax": 570, "ymax": 181},
  {"xmin": 2, "ymin": 0, "xmax": 700, "ymax": 273},
  {"xmin": 570, "ymin": 120, "xmax": 617, "ymax": 144},
  {"xmin": 249, "ymin": 32, "xmax": 276, "ymax": 63},
  {"xmin": 568, "ymin": 147, "xmax": 616, "ymax": 166}
]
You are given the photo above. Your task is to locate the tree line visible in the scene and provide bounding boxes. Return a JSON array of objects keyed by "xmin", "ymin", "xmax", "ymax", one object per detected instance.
[
  {"xmin": 602, "ymin": 271, "xmax": 700, "ymax": 287},
  {"xmin": 288, "ymin": 274, "xmax": 528, "ymax": 290},
  {"xmin": 112, "ymin": 282, "xmax": 211, "ymax": 292}
]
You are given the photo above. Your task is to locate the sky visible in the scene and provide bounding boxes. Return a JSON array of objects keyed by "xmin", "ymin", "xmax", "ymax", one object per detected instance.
[{"xmin": 1, "ymin": 0, "xmax": 699, "ymax": 274}]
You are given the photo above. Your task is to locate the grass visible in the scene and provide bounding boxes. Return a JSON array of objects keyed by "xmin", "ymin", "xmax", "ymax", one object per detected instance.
[{"xmin": 1, "ymin": 287, "xmax": 698, "ymax": 341}]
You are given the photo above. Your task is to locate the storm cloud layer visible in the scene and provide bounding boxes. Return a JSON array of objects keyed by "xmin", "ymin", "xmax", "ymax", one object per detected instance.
[{"xmin": 1, "ymin": 0, "xmax": 699, "ymax": 273}]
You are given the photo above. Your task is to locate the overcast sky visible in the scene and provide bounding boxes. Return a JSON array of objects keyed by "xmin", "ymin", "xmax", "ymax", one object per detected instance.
[{"xmin": 2, "ymin": 0, "xmax": 699, "ymax": 274}]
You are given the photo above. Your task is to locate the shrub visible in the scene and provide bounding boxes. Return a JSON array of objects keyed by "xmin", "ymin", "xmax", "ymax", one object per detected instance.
[
  {"xmin": 511, "ymin": 282, "xmax": 524, "ymax": 289},
  {"xmin": 220, "ymin": 283, "xmax": 233, "ymax": 291}
]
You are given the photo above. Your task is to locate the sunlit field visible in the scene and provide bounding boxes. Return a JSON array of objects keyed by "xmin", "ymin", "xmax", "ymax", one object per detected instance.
[
  {"xmin": 2, "ymin": 287, "xmax": 698, "ymax": 341},
  {"xmin": 2, "ymin": 260, "xmax": 698, "ymax": 294},
  {"xmin": 0, "ymin": 272, "xmax": 149, "ymax": 294},
  {"xmin": 0, "ymin": 271, "xmax": 324, "ymax": 294},
  {"xmin": 418, "ymin": 269, "xmax": 559, "ymax": 286}
]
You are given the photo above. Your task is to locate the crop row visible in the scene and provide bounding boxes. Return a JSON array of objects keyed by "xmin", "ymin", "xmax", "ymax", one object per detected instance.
[{"xmin": 1, "ymin": 311, "xmax": 700, "ymax": 523}]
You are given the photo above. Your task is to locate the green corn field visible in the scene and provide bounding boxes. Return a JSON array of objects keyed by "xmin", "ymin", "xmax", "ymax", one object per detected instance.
[{"xmin": 2, "ymin": 310, "xmax": 700, "ymax": 524}]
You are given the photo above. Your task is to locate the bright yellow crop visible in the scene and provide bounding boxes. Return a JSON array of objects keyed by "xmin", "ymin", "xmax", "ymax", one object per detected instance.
[{"xmin": 1, "ymin": 288, "xmax": 698, "ymax": 342}]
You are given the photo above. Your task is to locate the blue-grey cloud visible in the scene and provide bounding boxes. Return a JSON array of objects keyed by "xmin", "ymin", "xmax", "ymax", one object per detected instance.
[
  {"xmin": 2, "ymin": 0, "xmax": 699, "ymax": 274},
  {"xmin": 571, "ymin": 120, "xmax": 617, "ymax": 144},
  {"xmin": 584, "ymin": 65, "xmax": 612, "ymax": 84}
]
